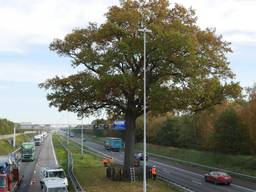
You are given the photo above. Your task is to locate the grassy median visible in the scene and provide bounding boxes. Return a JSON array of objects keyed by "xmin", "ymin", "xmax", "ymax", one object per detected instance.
[
  {"xmin": 0, "ymin": 134, "xmax": 35, "ymax": 156},
  {"xmin": 52, "ymin": 134, "xmax": 181, "ymax": 192}
]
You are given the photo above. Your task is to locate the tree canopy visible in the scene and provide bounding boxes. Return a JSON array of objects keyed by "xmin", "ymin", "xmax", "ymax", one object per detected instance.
[
  {"xmin": 0, "ymin": 118, "xmax": 15, "ymax": 135},
  {"xmin": 40, "ymin": 0, "xmax": 241, "ymax": 175}
]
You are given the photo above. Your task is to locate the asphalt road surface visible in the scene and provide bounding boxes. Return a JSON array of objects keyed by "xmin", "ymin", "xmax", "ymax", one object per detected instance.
[
  {"xmin": 17, "ymin": 134, "xmax": 58, "ymax": 192},
  {"xmin": 65, "ymin": 132, "xmax": 256, "ymax": 192},
  {"xmin": 17, "ymin": 144, "xmax": 41, "ymax": 192},
  {"xmin": 28, "ymin": 134, "xmax": 58, "ymax": 192}
]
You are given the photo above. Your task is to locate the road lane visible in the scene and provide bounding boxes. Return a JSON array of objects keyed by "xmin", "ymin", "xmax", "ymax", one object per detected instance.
[
  {"xmin": 28, "ymin": 134, "xmax": 58, "ymax": 192},
  {"xmin": 64, "ymin": 133, "xmax": 256, "ymax": 192},
  {"xmin": 17, "ymin": 144, "xmax": 42, "ymax": 192}
]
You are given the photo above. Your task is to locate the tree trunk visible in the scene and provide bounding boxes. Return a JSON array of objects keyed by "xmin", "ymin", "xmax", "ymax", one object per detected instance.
[{"xmin": 123, "ymin": 112, "xmax": 136, "ymax": 179}]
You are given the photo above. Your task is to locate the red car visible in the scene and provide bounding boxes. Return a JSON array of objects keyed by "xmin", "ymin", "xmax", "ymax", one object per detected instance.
[{"xmin": 204, "ymin": 171, "xmax": 232, "ymax": 185}]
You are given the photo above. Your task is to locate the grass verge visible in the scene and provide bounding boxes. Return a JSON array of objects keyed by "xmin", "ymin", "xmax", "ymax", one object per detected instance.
[
  {"xmin": 53, "ymin": 134, "xmax": 181, "ymax": 192},
  {"xmin": 0, "ymin": 134, "xmax": 35, "ymax": 156},
  {"xmin": 52, "ymin": 135, "xmax": 75, "ymax": 192}
]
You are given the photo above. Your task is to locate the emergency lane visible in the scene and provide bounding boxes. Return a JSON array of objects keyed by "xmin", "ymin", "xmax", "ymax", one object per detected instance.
[
  {"xmin": 27, "ymin": 134, "xmax": 58, "ymax": 192},
  {"xmin": 66, "ymin": 133, "xmax": 256, "ymax": 192}
]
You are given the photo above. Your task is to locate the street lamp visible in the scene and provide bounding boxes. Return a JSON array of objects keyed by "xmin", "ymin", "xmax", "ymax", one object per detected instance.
[
  {"xmin": 81, "ymin": 116, "xmax": 84, "ymax": 155},
  {"xmin": 13, "ymin": 124, "xmax": 16, "ymax": 147},
  {"xmin": 138, "ymin": 26, "xmax": 152, "ymax": 192}
]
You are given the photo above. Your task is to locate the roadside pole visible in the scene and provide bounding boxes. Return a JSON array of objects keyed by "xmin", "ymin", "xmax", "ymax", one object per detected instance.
[
  {"xmin": 81, "ymin": 116, "xmax": 84, "ymax": 155},
  {"xmin": 68, "ymin": 126, "xmax": 70, "ymax": 145},
  {"xmin": 139, "ymin": 26, "xmax": 152, "ymax": 192},
  {"xmin": 13, "ymin": 125, "xmax": 16, "ymax": 147}
]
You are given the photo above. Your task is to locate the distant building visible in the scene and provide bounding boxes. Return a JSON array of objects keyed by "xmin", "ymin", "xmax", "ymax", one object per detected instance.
[{"xmin": 19, "ymin": 122, "xmax": 33, "ymax": 129}]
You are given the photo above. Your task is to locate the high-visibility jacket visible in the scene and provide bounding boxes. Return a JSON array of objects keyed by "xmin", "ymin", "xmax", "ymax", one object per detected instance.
[
  {"xmin": 152, "ymin": 167, "xmax": 157, "ymax": 175},
  {"xmin": 107, "ymin": 158, "xmax": 113, "ymax": 164},
  {"xmin": 102, "ymin": 159, "xmax": 108, "ymax": 164}
]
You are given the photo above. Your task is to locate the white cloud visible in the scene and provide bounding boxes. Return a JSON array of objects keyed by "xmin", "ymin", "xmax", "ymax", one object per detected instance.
[
  {"xmin": 0, "ymin": 0, "xmax": 119, "ymax": 52},
  {"xmin": 174, "ymin": 0, "xmax": 256, "ymax": 43},
  {"xmin": 0, "ymin": 62, "xmax": 76, "ymax": 83},
  {"xmin": 0, "ymin": 85, "xmax": 8, "ymax": 90},
  {"xmin": 0, "ymin": 0, "xmax": 255, "ymax": 52}
]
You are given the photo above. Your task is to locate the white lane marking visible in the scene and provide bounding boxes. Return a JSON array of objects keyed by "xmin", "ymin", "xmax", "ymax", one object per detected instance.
[
  {"xmin": 51, "ymin": 135, "xmax": 58, "ymax": 166},
  {"xmin": 192, "ymin": 180, "xmax": 202, "ymax": 185},
  {"xmin": 154, "ymin": 160, "xmax": 203, "ymax": 178},
  {"xmin": 231, "ymin": 184, "xmax": 256, "ymax": 192}
]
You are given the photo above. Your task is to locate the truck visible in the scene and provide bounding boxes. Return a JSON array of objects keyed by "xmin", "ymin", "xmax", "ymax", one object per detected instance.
[
  {"xmin": 21, "ymin": 142, "xmax": 35, "ymax": 161},
  {"xmin": 104, "ymin": 137, "xmax": 123, "ymax": 152},
  {"xmin": 42, "ymin": 131, "xmax": 48, "ymax": 138},
  {"xmin": 41, "ymin": 177, "xmax": 68, "ymax": 192},
  {"xmin": 34, "ymin": 135, "xmax": 42, "ymax": 146},
  {"xmin": 40, "ymin": 167, "xmax": 68, "ymax": 187},
  {"xmin": 0, "ymin": 156, "xmax": 22, "ymax": 192}
]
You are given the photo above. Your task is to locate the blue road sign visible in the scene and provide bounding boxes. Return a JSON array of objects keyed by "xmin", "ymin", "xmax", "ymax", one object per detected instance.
[{"xmin": 113, "ymin": 120, "xmax": 125, "ymax": 130}]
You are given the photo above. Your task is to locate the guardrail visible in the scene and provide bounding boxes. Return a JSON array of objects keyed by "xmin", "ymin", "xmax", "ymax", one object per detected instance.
[
  {"xmin": 148, "ymin": 152, "xmax": 256, "ymax": 181},
  {"xmin": 58, "ymin": 138, "xmax": 85, "ymax": 192},
  {"xmin": 67, "ymin": 150, "xmax": 84, "ymax": 192}
]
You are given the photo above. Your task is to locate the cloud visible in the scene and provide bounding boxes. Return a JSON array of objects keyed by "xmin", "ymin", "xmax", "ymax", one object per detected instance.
[
  {"xmin": 0, "ymin": 61, "xmax": 76, "ymax": 83},
  {"xmin": 0, "ymin": 85, "xmax": 8, "ymax": 90},
  {"xmin": 174, "ymin": 0, "xmax": 256, "ymax": 43},
  {"xmin": 0, "ymin": 0, "xmax": 119, "ymax": 52},
  {"xmin": 0, "ymin": 0, "xmax": 255, "ymax": 52}
]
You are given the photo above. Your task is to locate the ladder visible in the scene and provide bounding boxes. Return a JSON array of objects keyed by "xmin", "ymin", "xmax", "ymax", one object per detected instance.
[{"xmin": 130, "ymin": 167, "xmax": 135, "ymax": 182}]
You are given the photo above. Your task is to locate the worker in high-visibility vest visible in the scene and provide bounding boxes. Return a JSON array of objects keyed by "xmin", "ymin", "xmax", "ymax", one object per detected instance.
[
  {"xmin": 102, "ymin": 157, "xmax": 113, "ymax": 167},
  {"xmin": 102, "ymin": 157, "xmax": 108, "ymax": 167},
  {"xmin": 107, "ymin": 157, "xmax": 113, "ymax": 164},
  {"xmin": 151, "ymin": 165, "xmax": 157, "ymax": 181}
]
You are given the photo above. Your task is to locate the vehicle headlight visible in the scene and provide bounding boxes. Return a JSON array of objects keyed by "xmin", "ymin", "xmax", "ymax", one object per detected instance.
[{"xmin": 64, "ymin": 178, "xmax": 68, "ymax": 186}]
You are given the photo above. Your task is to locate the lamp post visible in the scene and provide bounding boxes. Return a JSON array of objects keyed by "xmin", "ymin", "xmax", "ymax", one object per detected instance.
[
  {"xmin": 81, "ymin": 116, "xmax": 84, "ymax": 155},
  {"xmin": 13, "ymin": 125, "xmax": 16, "ymax": 147},
  {"xmin": 138, "ymin": 26, "xmax": 151, "ymax": 192}
]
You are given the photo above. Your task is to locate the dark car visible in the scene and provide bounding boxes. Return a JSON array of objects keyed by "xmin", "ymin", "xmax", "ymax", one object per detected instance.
[
  {"xmin": 134, "ymin": 153, "xmax": 149, "ymax": 161},
  {"xmin": 204, "ymin": 171, "xmax": 232, "ymax": 185}
]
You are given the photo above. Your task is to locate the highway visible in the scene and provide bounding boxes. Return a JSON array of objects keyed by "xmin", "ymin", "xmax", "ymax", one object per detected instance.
[
  {"xmin": 28, "ymin": 134, "xmax": 58, "ymax": 192},
  {"xmin": 65, "ymin": 133, "xmax": 256, "ymax": 192},
  {"xmin": 17, "ymin": 134, "xmax": 58, "ymax": 192}
]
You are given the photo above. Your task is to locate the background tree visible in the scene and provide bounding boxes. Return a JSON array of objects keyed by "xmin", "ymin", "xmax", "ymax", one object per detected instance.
[
  {"xmin": 0, "ymin": 118, "xmax": 15, "ymax": 135},
  {"xmin": 241, "ymin": 91, "xmax": 256, "ymax": 152},
  {"xmin": 156, "ymin": 117, "xmax": 180, "ymax": 146},
  {"xmin": 40, "ymin": 0, "xmax": 240, "ymax": 177},
  {"xmin": 213, "ymin": 108, "xmax": 251, "ymax": 154}
]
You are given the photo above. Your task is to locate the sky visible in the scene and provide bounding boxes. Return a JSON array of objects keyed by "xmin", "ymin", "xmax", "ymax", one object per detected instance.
[{"xmin": 0, "ymin": 0, "xmax": 255, "ymax": 124}]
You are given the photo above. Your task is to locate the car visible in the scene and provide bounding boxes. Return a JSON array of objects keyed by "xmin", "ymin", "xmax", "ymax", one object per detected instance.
[
  {"xmin": 40, "ymin": 167, "xmax": 68, "ymax": 187},
  {"xmin": 134, "ymin": 153, "xmax": 148, "ymax": 161},
  {"xmin": 41, "ymin": 177, "xmax": 68, "ymax": 192},
  {"xmin": 204, "ymin": 171, "xmax": 232, "ymax": 185}
]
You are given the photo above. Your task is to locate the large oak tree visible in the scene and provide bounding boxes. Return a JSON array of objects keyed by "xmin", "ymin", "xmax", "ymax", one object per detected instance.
[{"xmin": 40, "ymin": 0, "xmax": 241, "ymax": 177}]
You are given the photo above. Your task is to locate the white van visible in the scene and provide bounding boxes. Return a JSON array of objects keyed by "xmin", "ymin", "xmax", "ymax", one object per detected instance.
[{"xmin": 41, "ymin": 177, "xmax": 68, "ymax": 192}]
